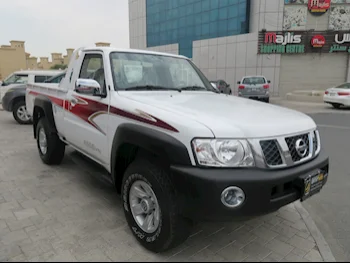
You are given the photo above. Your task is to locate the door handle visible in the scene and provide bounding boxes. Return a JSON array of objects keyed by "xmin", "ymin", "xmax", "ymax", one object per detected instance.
[{"xmin": 68, "ymin": 98, "xmax": 78, "ymax": 110}]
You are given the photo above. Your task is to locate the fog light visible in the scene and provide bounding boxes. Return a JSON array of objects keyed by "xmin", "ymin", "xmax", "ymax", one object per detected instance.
[{"xmin": 221, "ymin": 186, "xmax": 245, "ymax": 208}]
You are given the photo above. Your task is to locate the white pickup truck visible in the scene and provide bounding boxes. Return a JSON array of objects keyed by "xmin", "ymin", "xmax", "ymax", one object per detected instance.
[{"xmin": 26, "ymin": 47, "xmax": 329, "ymax": 253}]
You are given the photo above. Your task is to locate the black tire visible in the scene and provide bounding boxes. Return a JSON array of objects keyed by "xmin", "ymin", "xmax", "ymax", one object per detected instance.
[
  {"xmin": 265, "ymin": 98, "xmax": 270, "ymax": 103},
  {"xmin": 36, "ymin": 118, "xmax": 65, "ymax": 165},
  {"xmin": 13, "ymin": 100, "xmax": 32, "ymax": 125},
  {"xmin": 122, "ymin": 158, "xmax": 192, "ymax": 253},
  {"xmin": 331, "ymin": 103, "xmax": 341, "ymax": 109}
]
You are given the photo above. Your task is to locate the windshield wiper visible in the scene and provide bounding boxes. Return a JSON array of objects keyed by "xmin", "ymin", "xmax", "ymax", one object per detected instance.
[
  {"xmin": 179, "ymin": 86, "xmax": 219, "ymax": 93},
  {"xmin": 124, "ymin": 85, "xmax": 180, "ymax": 91},
  {"xmin": 179, "ymin": 86, "xmax": 207, "ymax": 91}
]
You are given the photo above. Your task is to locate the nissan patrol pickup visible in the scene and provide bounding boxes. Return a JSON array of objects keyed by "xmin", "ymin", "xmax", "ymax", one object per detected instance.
[{"xmin": 26, "ymin": 47, "xmax": 329, "ymax": 253}]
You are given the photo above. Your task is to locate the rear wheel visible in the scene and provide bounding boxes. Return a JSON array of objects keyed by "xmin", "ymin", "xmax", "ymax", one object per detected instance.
[
  {"xmin": 36, "ymin": 118, "xmax": 65, "ymax": 165},
  {"xmin": 122, "ymin": 158, "xmax": 192, "ymax": 253},
  {"xmin": 13, "ymin": 100, "xmax": 32, "ymax": 125},
  {"xmin": 331, "ymin": 103, "xmax": 341, "ymax": 109},
  {"xmin": 265, "ymin": 98, "xmax": 270, "ymax": 103}
]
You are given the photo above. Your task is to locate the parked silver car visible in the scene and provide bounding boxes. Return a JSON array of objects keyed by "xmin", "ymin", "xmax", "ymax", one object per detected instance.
[
  {"xmin": 210, "ymin": 79, "xmax": 232, "ymax": 95},
  {"xmin": 237, "ymin": 76, "xmax": 271, "ymax": 103}
]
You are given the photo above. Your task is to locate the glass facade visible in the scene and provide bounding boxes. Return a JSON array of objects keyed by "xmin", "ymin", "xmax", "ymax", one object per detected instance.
[{"xmin": 146, "ymin": 0, "xmax": 250, "ymax": 58}]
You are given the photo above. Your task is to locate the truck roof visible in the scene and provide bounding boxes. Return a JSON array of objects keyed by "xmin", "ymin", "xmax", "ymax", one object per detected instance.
[{"xmin": 82, "ymin": 46, "xmax": 188, "ymax": 60}]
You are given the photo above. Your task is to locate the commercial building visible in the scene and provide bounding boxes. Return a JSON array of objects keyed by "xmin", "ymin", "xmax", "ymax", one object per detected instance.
[{"xmin": 129, "ymin": 0, "xmax": 350, "ymax": 97}]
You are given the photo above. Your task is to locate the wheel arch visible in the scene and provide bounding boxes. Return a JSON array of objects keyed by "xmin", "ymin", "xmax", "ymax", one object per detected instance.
[
  {"xmin": 111, "ymin": 123, "xmax": 191, "ymax": 193},
  {"xmin": 32, "ymin": 96, "xmax": 57, "ymax": 139}
]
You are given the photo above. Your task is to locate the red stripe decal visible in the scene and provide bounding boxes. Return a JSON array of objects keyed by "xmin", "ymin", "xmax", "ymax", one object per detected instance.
[{"xmin": 28, "ymin": 91, "xmax": 178, "ymax": 133}]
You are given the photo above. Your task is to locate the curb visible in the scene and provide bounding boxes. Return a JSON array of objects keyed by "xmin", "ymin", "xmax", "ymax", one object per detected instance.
[{"xmin": 294, "ymin": 201, "xmax": 336, "ymax": 262}]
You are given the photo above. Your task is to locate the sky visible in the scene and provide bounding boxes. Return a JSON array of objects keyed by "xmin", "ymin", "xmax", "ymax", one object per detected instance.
[{"xmin": 0, "ymin": 0, "xmax": 130, "ymax": 59}]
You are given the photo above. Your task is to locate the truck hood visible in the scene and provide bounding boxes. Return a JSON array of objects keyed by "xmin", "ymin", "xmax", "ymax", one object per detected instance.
[{"xmin": 119, "ymin": 91, "xmax": 316, "ymax": 138}]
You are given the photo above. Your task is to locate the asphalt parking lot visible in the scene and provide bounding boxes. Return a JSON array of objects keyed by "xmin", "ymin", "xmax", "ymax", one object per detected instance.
[
  {"xmin": 303, "ymin": 111, "xmax": 350, "ymax": 262},
  {"xmin": 273, "ymin": 99, "xmax": 350, "ymax": 262},
  {"xmin": 0, "ymin": 104, "xmax": 333, "ymax": 262}
]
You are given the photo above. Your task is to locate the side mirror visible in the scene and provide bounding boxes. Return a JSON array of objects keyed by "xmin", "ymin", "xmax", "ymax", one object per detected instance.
[
  {"xmin": 237, "ymin": 81, "xmax": 241, "ymax": 84},
  {"xmin": 267, "ymin": 80, "xmax": 271, "ymax": 83},
  {"xmin": 75, "ymin": 79, "xmax": 105, "ymax": 97},
  {"xmin": 227, "ymin": 84, "xmax": 230, "ymax": 88}
]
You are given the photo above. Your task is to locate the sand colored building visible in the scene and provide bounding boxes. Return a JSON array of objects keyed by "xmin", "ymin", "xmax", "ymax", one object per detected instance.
[
  {"xmin": 95, "ymin": 42, "xmax": 111, "ymax": 47},
  {"xmin": 0, "ymin": 41, "xmax": 26, "ymax": 80},
  {"xmin": 0, "ymin": 41, "xmax": 111, "ymax": 80}
]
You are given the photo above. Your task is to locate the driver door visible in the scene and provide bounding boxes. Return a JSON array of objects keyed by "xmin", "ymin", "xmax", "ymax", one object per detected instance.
[{"xmin": 63, "ymin": 52, "xmax": 109, "ymax": 163}]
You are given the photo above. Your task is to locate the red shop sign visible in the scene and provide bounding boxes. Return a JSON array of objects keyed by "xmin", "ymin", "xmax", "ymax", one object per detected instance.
[
  {"xmin": 311, "ymin": 35, "xmax": 326, "ymax": 47},
  {"xmin": 308, "ymin": 0, "xmax": 331, "ymax": 14}
]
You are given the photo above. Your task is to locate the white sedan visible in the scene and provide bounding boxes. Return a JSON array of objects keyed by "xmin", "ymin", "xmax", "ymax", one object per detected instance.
[{"xmin": 324, "ymin": 82, "xmax": 350, "ymax": 109}]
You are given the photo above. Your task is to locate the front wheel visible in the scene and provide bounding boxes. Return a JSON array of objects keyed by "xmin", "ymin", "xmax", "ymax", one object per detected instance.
[
  {"xmin": 36, "ymin": 118, "xmax": 65, "ymax": 165},
  {"xmin": 122, "ymin": 158, "xmax": 191, "ymax": 253},
  {"xmin": 13, "ymin": 100, "xmax": 32, "ymax": 125}
]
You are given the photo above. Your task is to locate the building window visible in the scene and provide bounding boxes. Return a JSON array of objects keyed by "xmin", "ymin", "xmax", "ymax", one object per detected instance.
[{"xmin": 146, "ymin": 0, "xmax": 249, "ymax": 58}]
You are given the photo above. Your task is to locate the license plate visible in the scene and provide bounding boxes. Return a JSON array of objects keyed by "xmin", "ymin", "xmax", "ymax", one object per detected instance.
[
  {"xmin": 301, "ymin": 171, "xmax": 327, "ymax": 201},
  {"xmin": 330, "ymin": 92, "xmax": 336, "ymax": 96}
]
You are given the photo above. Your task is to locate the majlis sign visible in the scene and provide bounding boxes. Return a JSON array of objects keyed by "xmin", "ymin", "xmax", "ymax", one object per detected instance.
[
  {"xmin": 258, "ymin": 30, "xmax": 350, "ymax": 54},
  {"xmin": 308, "ymin": 0, "xmax": 331, "ymax": 15}
]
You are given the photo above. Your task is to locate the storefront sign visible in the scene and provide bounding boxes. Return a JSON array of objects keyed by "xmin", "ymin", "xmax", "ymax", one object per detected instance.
[
  {"xmin": 311, "ymin": 35, "xmax": 325, "ymax": 48},
  {"xmin": 258, "ymin": 30, "xmax": 350, "ymax": 54},
  {"xmin": 261, "ymin": 32, "xmax": 304, "ymax": 54},
  {"xmin": 308, "ymin": 0, "xmax": 331, "ymax": 15}
]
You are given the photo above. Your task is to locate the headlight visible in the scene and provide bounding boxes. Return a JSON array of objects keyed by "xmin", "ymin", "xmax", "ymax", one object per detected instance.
[{"xmin": 192, "ymin": 139, "xmax": 255, "ymax": 167}]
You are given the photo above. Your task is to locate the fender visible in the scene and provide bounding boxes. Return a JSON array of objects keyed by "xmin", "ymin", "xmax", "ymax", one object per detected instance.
[
  {"xmin": 33, "ymin": 95, "xmax": 57, "ymax": 138},
  {"xmin": 111, "ymin": 123, "xmax": 192, "ymax": 184}
]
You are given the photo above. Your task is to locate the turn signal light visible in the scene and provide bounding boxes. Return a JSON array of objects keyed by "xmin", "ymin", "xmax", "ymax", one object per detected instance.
[
  {"xmin": 338, "ymin": 92, "xmax": 350, "ymax": 96},
  {"xmin": 238, "ymin": 85, "xmax": 245, "ymax": 89},
  {"xmin": 263, "ymin": 84, "xmax": 269, "ymax": 89}
]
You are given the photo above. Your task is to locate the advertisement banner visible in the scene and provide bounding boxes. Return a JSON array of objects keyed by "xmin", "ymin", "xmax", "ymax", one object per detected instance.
[
  {"xmin": 308, "ymin": 0, "xmax": 331, "ymax": 15},
  {"xmin": 258, "ymin": 30, "xmax": 350, "ymax": 54}
]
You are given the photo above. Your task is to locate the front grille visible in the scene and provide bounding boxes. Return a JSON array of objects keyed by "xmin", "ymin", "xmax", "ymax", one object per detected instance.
[
  {"xmin": 285, "ymin": 133, "xmax": 310, "ymax": 162},
  {"xmin": 313, "ymin": 131, "xmax": 318, "ymax": 153},
  {"xmin": 260, "ymin": 140, "xmax": 283, "ymax": 166}
]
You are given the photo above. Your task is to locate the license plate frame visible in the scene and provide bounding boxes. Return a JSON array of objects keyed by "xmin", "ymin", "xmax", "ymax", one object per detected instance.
[{"xmin": 301, "ymin": 170, "xmax": 327, "ymax": 201}]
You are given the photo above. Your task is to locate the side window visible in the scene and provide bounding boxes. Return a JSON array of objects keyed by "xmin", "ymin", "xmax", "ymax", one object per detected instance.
[
  {"xmin": 34, "ymin": 76, "xmax": 50, "ymax": 83},
  {"xmin": 49, "ymin": 74, "xmax": 64, "ymax": 83},
  {"xmin": 336, "ymin": 83, "xmax": 350, "ymax": 89},
  {"xmin": 79, "ymin": 53, "xmax": 106, "ymax": 93}
]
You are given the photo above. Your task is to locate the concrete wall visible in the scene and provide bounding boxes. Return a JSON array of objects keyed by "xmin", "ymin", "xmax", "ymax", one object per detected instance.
[
  {"xmin": 192, "ymin": 33, "xmax": 281, "ymax": 96},
  {"xmin": 280, "ymin": 54, "xmax": 348, "ymax": 96}
]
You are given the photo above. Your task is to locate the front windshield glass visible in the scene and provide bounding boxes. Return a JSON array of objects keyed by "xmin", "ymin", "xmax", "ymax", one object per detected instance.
[
  {"xmin": 110, "ymin": 52, "xmax": 214, "ymax": 91},
  {"xmin": 3, "ymin": 74, "xmax": 28, "ymax": 85},
  {"xmin": 242, "ymin": 77, "xmax": 266, "ymax": 85}
]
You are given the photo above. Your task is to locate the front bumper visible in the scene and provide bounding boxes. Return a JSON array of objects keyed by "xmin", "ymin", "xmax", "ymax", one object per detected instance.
[
  {"xmin": 170, "ymin": 151, "xmax": 329, "ymax": 221},
  {"xmin": 238, "ymin": 94, "xmax": 269, "ymax": 100}
]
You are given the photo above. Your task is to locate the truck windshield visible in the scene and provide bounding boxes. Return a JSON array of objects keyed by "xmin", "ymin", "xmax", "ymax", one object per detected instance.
[
  {"xmin": 110, "ymin": 52, "xmax": 215, "ymax": 92},
  {"xmin": 242, "ymin": 77, "xmax": 266, "ymax": 85},
  {"xmin": 3, "ymin": 74, "xmax": 28, "ymax": 85}
]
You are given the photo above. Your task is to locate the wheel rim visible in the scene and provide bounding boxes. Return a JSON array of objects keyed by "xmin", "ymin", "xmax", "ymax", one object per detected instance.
[
  {"xmin": 17, "ymin": 105, "xmax": 30, "ymax": 121},
  {"xmin": 38, "ymin": 128, "xmax": 48, "ymax": 155},
  {"xmin": 129, "ymin": 180, "xmax": 161, "ymax": 234}
]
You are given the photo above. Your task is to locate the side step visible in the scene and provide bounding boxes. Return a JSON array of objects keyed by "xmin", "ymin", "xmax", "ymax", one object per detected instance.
[{"xmin": 67, "ymin": 150, "xmax": 114, "ymax": 186}]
